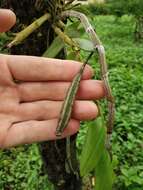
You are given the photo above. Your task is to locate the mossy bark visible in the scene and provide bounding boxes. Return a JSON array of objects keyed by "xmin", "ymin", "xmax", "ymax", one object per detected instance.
[
  {"xmin": 0, "ymin": 1, "xmax": 82, "ymax": 189},
  {"xmin": 135, "ymin": 16, "xmax": 143, "ymax": 41}
]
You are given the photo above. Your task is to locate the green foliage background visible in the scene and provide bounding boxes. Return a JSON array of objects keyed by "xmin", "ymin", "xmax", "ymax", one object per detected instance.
[
  {"xmin": 87, "ymin": 0, "xmax": 143, "ymax": 18},
  {"xmin": 93, "ymin": 15, "xmax": 143, "ymax": 190},
  {"xmin": 0, "ymin": 14, "xmax": 143, "ymax": 190}
]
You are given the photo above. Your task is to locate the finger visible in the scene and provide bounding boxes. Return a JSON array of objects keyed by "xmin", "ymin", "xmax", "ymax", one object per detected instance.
[
  {"xmin": 2, "ymin": 119, "xmax": 80, "ymax": 148},
  {"xmin": 18, "ymin": 80, "xmax": 105, "ymax": 102},
  {"xmin": 18, "ymin": 100, "xmax": 98, "ymax": 121},
  {"xmin": 4, "ymin": 54, "xmax": 93, "ymax": 81},
  {"xmin": 0, "ymin": 9, "xmax": 16, "ymax": 32}
]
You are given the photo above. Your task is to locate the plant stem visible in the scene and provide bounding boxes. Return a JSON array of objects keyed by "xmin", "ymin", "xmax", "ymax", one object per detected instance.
[
  {"xmin": 8, "ymin": 13, "xmax": 51, "ymax": 48},
  {"xmin": 61, "ymin": 10, "xmax": 115, "ymax": 151},
  {"xmin": 52, "ymin": 25, "xmax": 80, "ymax": 50},
  {"xmin": 57, "ymin": 20, "xmax": 66, "ymax": 29}
]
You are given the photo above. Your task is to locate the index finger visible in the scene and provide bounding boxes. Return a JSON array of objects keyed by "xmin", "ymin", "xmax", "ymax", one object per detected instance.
[{"xmin": 3, "ymin": 54, "xmax": 94, "ymax": 81}]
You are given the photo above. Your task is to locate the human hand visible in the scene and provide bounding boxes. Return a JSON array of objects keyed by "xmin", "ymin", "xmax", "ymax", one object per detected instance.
[{"xmin": 0, "ymin": 9, "xmax": 105, "ymax": 148}]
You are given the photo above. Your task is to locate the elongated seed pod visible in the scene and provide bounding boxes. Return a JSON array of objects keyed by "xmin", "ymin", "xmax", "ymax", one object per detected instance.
[{"xmin": 56, "ymin": 52, "xmax": 93, "ymax": 136}]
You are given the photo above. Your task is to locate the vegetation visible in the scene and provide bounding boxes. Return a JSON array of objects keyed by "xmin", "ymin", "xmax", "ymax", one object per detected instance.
[
  {"xmin": 92, "ymin": 15, "xmax": 143, "ymax": 190},
  {"xmin": 1, "ymin": 1, "xmax": 114, "ymax": 189},
  {"xmin": 87, "ymin": 0, "xmax": 143, "ymax": 40},
  {"xmin": 0, "ymin": 13, "xmax": 143, "ymax": 189}
]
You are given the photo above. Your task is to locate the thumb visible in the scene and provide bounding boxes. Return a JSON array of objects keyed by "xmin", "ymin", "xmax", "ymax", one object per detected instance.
[{"xmin": 0, "ymin": 9, "xmax": 16, "ymax": 32}]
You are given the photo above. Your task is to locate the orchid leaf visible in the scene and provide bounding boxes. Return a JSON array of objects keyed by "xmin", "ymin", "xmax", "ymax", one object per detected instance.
[
  {"xmin": 80, "ymin": 116, "xmax": 106, "ymax": 176},
  {"xmin": 43, "ymin": 36, "xmax": 64, "ymax": 58},
  {"xmin": 94, "ymin": 149, "xmax": 114, "ymax": 190},
  {"xmin": 73, "ymin": 38, "xmax": 94, "ymax": 51}
]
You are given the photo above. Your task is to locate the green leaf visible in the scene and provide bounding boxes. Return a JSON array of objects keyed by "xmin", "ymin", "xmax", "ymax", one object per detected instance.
[
  {"xmin": 42, "ymin": 36, "xmax": 64, "ymax": 58},
  {"xmin": 73, "ymin": 38, "xmax": 94, "ymax": 51},
  {"xmin": 66, "ymin": 51, "xmax": 78, "ymax": 60},
  {"xmin": 94, "ymin": 149, "xmax": 114, "ymax": 190},
  {"xmin": 80, "ymin": 117, "xmax": 106, "ymax": 176},
  {"xmin": 0, "ymin": 33, "xmax": 9, "ymax": 41},
  {"xmin": 65, "ymin": 21, "xmax": 85, "ymax": 38}
]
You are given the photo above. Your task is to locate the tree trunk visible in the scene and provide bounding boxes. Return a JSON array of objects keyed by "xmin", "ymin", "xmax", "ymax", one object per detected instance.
[
  {"xmin": 0, "ymin": 1, "xmax": 82, "ymax": 189},
  {"xmin": 135, "ymin": 16, "xmax": 143, "ymax": 41}
]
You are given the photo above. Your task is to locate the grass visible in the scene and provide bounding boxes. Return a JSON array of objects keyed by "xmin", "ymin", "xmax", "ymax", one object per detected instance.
[{"xmin": 0, "ymin": 15, "xmax": 143, "ymax": 190}]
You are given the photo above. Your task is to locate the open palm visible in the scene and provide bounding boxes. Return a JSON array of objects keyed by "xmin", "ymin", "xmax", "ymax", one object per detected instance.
[{"xmin": 0, "ymin": 9, "xmax": 105, "ymax": 148}]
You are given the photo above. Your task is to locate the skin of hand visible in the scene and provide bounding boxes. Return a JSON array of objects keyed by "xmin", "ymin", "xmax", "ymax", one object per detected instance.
[{"xmin": 0, "ymin": 9, "xmax": 105, "ymax": 149}]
